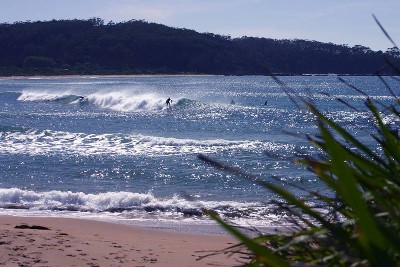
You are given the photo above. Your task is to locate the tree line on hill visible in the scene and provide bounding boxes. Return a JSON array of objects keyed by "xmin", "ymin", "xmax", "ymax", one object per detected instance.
[{"xmin": 0, "ymin": 18, "xmax": 398, "ymax": 76}]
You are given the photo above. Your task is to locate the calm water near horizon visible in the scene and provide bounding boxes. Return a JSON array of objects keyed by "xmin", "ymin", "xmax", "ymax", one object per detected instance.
[{"xmin": 0, "ymin": 75, "xmax": 397, "ymax": 233}]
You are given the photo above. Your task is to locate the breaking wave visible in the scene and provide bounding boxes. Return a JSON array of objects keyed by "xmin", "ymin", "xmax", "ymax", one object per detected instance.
[
  {"xmin": 17, "ymin": 90, "xmax": 196, "ymax": 112},
  {"xmin": 0, "ymin": 188, "xmax": 284, "ymax": 227}
]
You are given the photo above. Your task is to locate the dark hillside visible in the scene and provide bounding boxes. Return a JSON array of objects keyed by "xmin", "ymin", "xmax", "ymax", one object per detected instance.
[
  {"xmin": 0, "ymin": 18, "xmax": 398, "ymax": 76},
  {"xmin": 234, "ymin": 37, "xmax": 392, "ymax": 75}
]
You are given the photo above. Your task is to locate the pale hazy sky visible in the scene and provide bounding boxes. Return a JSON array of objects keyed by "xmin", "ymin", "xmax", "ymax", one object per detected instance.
[{"xmin": 1, "ymin": 0, "xmax": 399, "ymax": 51}]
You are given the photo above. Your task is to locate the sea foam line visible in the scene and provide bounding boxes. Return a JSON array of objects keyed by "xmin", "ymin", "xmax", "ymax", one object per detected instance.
[
  {"xmin": 0, "ymin": 128, "xmax": 286, "ymax": 157},
  {"xmin": 0, "ymin": 188, "xmax": 270, "ymax": 218},
  {"xmin": 0, "ymin": 187, "xmax": 290, "ymax": 227},
  {"xmin": 17, "ymin": 90, "xmax": 184, "ymax": 112}
]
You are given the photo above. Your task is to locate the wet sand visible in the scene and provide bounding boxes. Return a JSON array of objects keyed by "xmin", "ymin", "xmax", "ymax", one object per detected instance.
[{"xmin": 0, "ymin": 216, "xmax": 242, "ymax": 266}]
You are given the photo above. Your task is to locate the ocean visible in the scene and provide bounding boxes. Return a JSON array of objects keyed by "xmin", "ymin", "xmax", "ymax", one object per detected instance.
[{"xmin": 0, "ymin": 75, "xmax": 396, "ymax": 233}]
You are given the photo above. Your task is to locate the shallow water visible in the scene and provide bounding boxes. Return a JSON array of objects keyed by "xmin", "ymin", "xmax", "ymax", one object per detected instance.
[{"xmin": 0, "ymin": 75, "xmax": 396, "ymax": 231}]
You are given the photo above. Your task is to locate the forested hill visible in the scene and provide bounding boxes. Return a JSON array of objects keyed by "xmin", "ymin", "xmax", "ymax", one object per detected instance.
[{"xmin": 0, "ymin": 18, "xmax": 399, "ymax": 76}]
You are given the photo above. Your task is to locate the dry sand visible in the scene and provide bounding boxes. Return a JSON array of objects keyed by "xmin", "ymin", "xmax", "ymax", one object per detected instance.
[{"xmin": 0, "ymin": 216, "xmax": 243, "ymax": 266}]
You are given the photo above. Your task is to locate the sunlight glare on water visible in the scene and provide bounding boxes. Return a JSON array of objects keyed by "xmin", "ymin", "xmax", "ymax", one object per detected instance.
[{"xmin": 0, "ymin": 75, "xmax": 395, "ymax": 229}]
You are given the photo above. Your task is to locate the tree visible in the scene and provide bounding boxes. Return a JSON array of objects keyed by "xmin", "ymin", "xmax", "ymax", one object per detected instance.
[{"xmin": 23, "ymin": 56, "xmax": 55, "ymax": 68}]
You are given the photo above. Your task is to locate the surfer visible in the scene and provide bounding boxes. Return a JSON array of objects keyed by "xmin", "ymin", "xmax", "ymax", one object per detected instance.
[
  {"xmin": 166, "ymin": 97, "xmax": 172, "ymax": 109},
  {"xmin": 230, "ymin": 100, "xmax": 235, "ymax": 105},
  {"xmin": 264, "ymin": 100, "xmax": 268, "ymax": 105},
  {"xmin": 78, "ymin": 96, "xmax": 86, "ymax": 103}
]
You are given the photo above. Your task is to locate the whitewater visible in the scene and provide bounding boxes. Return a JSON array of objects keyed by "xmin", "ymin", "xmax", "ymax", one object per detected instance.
[{"xmin": 0, "ymin": 75, "xmax": 396, "ymax": 232}]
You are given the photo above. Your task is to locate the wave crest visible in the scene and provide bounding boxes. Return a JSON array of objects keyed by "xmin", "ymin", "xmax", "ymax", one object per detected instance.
[
  {"xmin": 0, "ymin": 188, "xmax": 283, "ymax": 226},
  {"xmin": 17, "ymin": 90, "xmax": 195, "ymax": 112}
]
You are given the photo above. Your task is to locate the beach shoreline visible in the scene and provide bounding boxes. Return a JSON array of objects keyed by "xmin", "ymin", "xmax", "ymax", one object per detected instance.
[{"xmin": 0, "ymin": 215, "xmax": 242, "ymax": 266}]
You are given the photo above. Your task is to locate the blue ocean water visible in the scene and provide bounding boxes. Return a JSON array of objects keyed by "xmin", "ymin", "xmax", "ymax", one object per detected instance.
[{"xmin": 0, "ymin": 75, "xmax": 396, "ymax": 231}]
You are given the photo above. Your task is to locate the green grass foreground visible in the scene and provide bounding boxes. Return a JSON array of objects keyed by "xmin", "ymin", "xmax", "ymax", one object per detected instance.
[
  {"xmin": 199, "ymin": 20, "xmax": 400, "ymax": 267},
  {"xmin": 198, "ymin": 16, "xmax": 400, "ymax": 267},
  {"xmin": 199, "ymin": 75, "xmax": 400, "ymax": 266}
]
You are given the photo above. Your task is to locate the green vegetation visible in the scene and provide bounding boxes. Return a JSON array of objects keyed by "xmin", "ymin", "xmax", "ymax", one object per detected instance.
[
  {"xmin": 198, "ymin": 19, "xmax": 400, "ymax": 266},
  {"xmin": 0, "ymin": 18, "xmax": 399, "ymax": 76},
  {"xmin": 200, "ymin": 75, "xmax": 400, "ymax": 266}
]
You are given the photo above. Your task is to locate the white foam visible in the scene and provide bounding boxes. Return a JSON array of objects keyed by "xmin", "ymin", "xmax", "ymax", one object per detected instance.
[
  {"xmin": 88, "ymin": 91, "xmax": 166, "ymax": 112},
  {"xmin": 18, "ymin": 90, "xmax": 71, "ymax": 102},
  {"xmin": 0, "ymin": 188, "xmax": 155, "ymax": 211},
  {"xmin": 0, "ymin": 188, "xmax": 281, "ymax": 227},
  {"xmin": 0, "ymin": 129, "xmax": 285, "ymax": 157},
  {"xmin": 17, "ymin": 89, "xmax": 183, "ymax": 112}
]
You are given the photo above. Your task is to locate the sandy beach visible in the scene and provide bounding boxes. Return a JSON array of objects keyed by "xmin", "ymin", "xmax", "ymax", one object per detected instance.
[{"xmin": 0, "ymin": 216, "xmax": 242, "ymax": 266}]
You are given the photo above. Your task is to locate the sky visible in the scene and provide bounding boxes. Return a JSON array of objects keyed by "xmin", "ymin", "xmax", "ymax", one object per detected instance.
[{"xmin": 1, "ymin": 0, "xmax": 400, "ymax": 51}]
